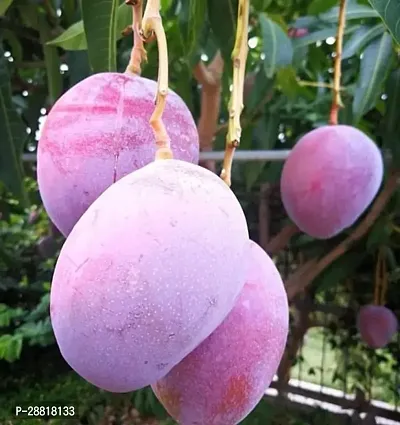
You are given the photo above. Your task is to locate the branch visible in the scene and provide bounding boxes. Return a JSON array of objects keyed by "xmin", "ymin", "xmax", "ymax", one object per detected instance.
[
  {"xmin": 220, "ymin": 0, "xmax": 250, "ymax": 186},
  {"xmin": 125, "ymin": 0, "xmax": 147, "ymax": 76},
  {"xmin": 194, "ymin": 52, "xmax": 224, "ymax": 173},
  {"xmin": 193, "ymin": 52, "xmax": 223, "ymax": 88},
  {"xmin": 139, "ymin": 0, "xmax": 172, "ymax": 160},
  {"xmin": 285, "ymin": 171, "xmax": 400, "ymax": 301},
  {"xmin": 265, "ymin": 222, "xmax": 300, "ymax": 256},
  {"xmin": 329, "ymin": 0, "xmax": 347, "ymax": 125}
]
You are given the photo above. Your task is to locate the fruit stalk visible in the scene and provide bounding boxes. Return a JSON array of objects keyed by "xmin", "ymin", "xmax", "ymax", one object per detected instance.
[
  {"xmin": 140, "ymin": 0, "xmax": 172, "ymax": 160},
  {"xmin": 329, "ymin": 0, "xmax": 347, "ymax": 126},
  {"xmin": 220, "ymin": 0, "xmax": 250, "ymax": 186},
  {"xmin": 297, "ymin": 80, "xmax": 345, "ymax": 91},
  {"xmin": 125, "ymin": 0, "xmax": 147, "ymax": 76}
]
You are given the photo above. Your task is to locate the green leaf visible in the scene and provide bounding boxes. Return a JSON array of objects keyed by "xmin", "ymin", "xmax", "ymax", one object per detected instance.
[
  {"xmin": 3, "ymin": 29, "xmax": 23, "ymax": 62},
  {"xmin": 252, "ymin": 0, "xmax": 273, "ymax": 11},
  {"xmin": 276, "ymin": 66, "xmax": 311, "ymax": 99},
  {"xmin": 47, "ymin": 3, "xmax": 136, "ymax": 52},
  {"xmin": 0, "ymin": 0, "xmax": 13, "ymax": 15},
  {"xmin": 38, "ymin": 15, "xmax": 63, "ymax": 105},
  {"xmin": 384, "ymin": 69, "xmax": 400, "ymax": 136},
  {"xmin": 321, "ymin": 4, "xmax": 379, "ymax": 23},
  {"xmin": 243, "ymin": 113, "xmax": 280, "ymax": 191},
  {"xmin": 308, "ymin": 0, "xmax": 337, "ymax": 15},
  {"xmin": 366, "ymin": 216, "xmax": 392, "ymax": 250},
  {"xmin": 369, "ymin": 0, "xmax": 400, "ymax": 45},
  {"xmin": 292, "ymin": 25, "xmax": 358, "ymax": 49},
  {"xmin": 0, "ymin": 0, "xmax": 14, "ymax": 16},
  {"xmin": 208, "ymin": 0, "xmax": 238, "ymax": 63},
  {"xmin": 245, "ymin": 68, "xmax": 274, "ymax": 113},
  {"xmin": 260, "ymin": 14, "xmax": 293, "ymax": 78},
  {"xmin": 17, "ymin": 4, "xmax": 39, "ymax": 30},
  {"xmin": 0, "ymin": 334, "xmax": 23, "ymax": 362},
  {"xmin": 383, "ymin": 69, "xmax": 400, "ymax": 167},
  {"xmin": 47, "ymin": 21, "xmax": 87, "ymax": 50},
  {"xmin": 82, "ymin": 0, "xmax": 119, "ymax": 72},
  {"xmin": 352, "ymin": 32, "xmax": 393, "ymax": 124},
  {"xmin": 67, "ymin": 50, "xmax": 91, "ymax": 86},
  {"xmin": 314, "ymin": 252, "xmax": 367, "ymax": 291},
  {"xmin": 179, "ymin": 0, "xmax": 208, "ymax": 58},
  {"xmin": 342, "ymin": 24, "xmax": 385, "ymax": 59},
  {"xmin": 0, "ymin": 49, "xmax": 28, "ymax": 206}
]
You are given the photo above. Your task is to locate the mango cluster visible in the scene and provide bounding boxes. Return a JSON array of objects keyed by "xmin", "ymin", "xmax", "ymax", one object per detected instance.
[{"xmin": 38, "ymin": 72, "xmax": 289, "ymax": 425}]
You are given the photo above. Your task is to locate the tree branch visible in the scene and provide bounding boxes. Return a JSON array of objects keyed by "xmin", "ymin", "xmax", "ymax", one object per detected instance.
[
  {"xmin": 266, "ymin": 222, "xmax": 300, "ymax": 256},
  {"xmin": 194, "ymin": 52, "xmax": 224, "ymax": 172}
]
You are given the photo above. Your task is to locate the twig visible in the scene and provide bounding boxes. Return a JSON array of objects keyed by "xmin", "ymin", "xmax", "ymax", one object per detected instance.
[
  {"xmin": 297, "ymin": 79, "xmax": 346, "ymax": 91},
  {"xmin": 329, "ymin": 0, "xmax": 347, "ymax": 125},
  {"xmin": 194, "ymin": 52, "xmax": 224, "ymax": 172},
  {"xmin": 265, "ymin": 223, "xmax": 300, "ymax": 256},
  {"xmin": 125, "ymin": 0, "xmax": 147, "ymax": 75},
  {"xmin": 285, "ymin": 171, "xmax": 400, "ymax": 301},
  {"xmin": 220, "ymin": 0, "xmax": 250, "ymax": 186},
  {"xmin": 139, "ymin": 0, "xmax": 172, "ymax": 160}
]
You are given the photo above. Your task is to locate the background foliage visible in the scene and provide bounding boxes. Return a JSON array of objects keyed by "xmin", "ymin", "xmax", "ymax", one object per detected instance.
[{"xmin": 0, "ymin": 0, "xmax": 400, "ymax": 423}]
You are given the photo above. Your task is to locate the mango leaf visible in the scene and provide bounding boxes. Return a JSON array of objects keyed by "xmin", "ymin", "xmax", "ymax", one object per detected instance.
[
  {"xmin": 366, "ymin": 216, "xmax": 392, "ymax": 250},
  {"xmin": 352, "ymin": 32, "xmax": 393, "ymax": 124},
  {"xmin": 47, "ymin": 21, "xmax": 87, "ymax": 50},
  {"xmin": 276, "ymin": 66, "xmax": 312, "ymax": 99},
  {"xmin": 252, "ymin": 0, "xmax": 273, "ymax": 11},
  {"xmin": 208, "ymin": 0, "xmax": 238, "ymax": 63},
  {"xmin": 0, "ymin": 49, "xmax": 28, "ymax": 205},
  {"xmin": 245, "ymin": 68, "xmax": 274, "ymax": 113},
  {"xmin": 292, "ymin": 25, "xmax": 358, "ymax": 49},
  {"xmin": 383, "ymin": 69, "xmax": 400, "ymax": 167},
  {"xmin": 321, "ymin": 4, "xmax": 379, "ymax": 23},
  {"xmin": 81, "ymin": 0, "xmax": 119, "ymax": 72},
  {"xmin": 314, "ymin": 252, "xmax": 367, "ymax": 291},
  {"xmin": 369, "ymin": 0, "xmax": 400, "ymax": 45},
  {"xmin": 179, "ymin": 0, "xmax": 208, "ymax": 58},
  {"xmin": 3, "ymin": 29, "xmax": 23, "ymax": 62},
  {"xmin": 308, "ymin": 0, "xmax": 337, "ymax": 15},
  {"xmin": 0, "ymin": 0, "xmax": 13, "ymax": 15},
  {"xmin": 260, "ymin": 14, "xmax": 293, "ymax": 78},
  {"xmin": 0, "ymin": 334, "xmax": 23, "ymax": 362},
  {"xmin": 342, "ymin": 24, "xmax": 385, "ymax": 59},
  {"xmin": 67, "ymin": 50, "xmax": 91, "ymax": 86},
  {"xmin": 38, "ymin": 15, "xmax": 63, "ymax": 105},
  {"xmin": 243, "ymin": 113, "xmax": 280, "ymax": 191},
  {"xmin": 48, "ymin": 3, "xmax": 134, "ymax": 52}
]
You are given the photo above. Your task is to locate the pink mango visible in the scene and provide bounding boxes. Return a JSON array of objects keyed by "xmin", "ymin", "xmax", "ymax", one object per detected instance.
[
  {"xmin": 357, "ymin": 305, "xmax": 398, "ymax": 349},
  {"xmin": 50, "ymin": 159, "xmax": 249, "ymax": 393},
  {"xmin": 38, "ymin": 72, "xmax": 199, "ymax": 236},
  {"xmin": 280, "ymin": 125, "xmax": 383, "ymax": 239},
  {"xmin": 152, "ymin": 240, "xmax": 289, "ymax": 425}
]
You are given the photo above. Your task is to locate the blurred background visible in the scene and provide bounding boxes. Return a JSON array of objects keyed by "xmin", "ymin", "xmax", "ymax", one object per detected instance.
[{"xmin": 0, "ymin": 0, "xmax": 400, "ymax": 424}]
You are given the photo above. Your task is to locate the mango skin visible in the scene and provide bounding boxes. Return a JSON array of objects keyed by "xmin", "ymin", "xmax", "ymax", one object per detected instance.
[
  {"xmin": 37, "ymin": 72, "xmax": 199, "ymax": 236},
  {"xmin": 357, "ymin": 305, "xmax": 398, "ymax": 349},
  {"xmin": 50, "ymin": 159, "xmax": 249, "ymax": 393},
  {"xmin": 152, "ymin": 240, "xmax": 289, "ymax": 425},
  {"xmin": 280, "ymin": 125, "xmax": 383, "ymax": 239}
]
